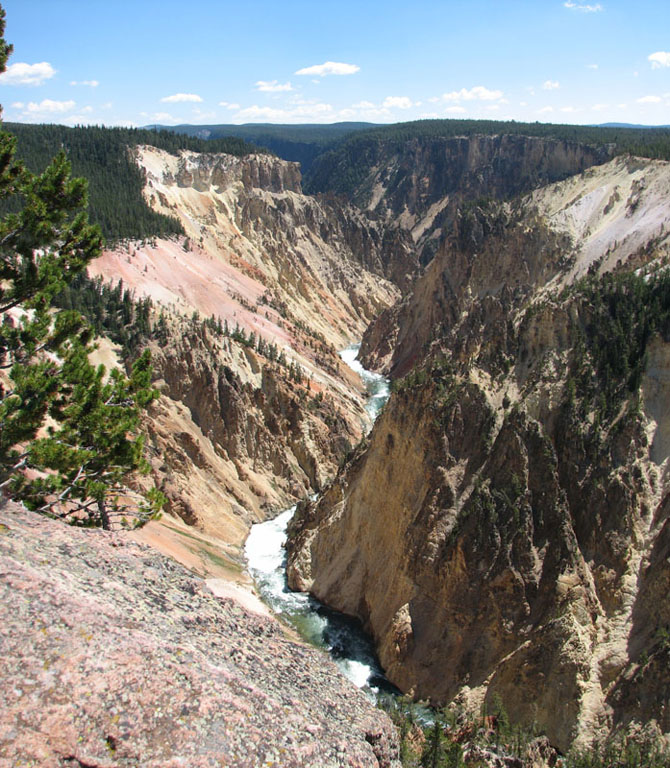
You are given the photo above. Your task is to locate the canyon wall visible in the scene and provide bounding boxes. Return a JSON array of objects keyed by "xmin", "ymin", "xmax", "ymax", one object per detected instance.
[
  {"xmin": 87, "ymin": 148, "xmax": 413, "ymax": 551},
  {"xmin": 287, "ymin": 155, "xmax": 670, "ymax": 752},
  {"xmin": 309, "ymin": 134, "xmax": 612, "ymax": 263},
  {"xmin": 138, "ymin": 313, "xmax": 366, "ymax": 548}
]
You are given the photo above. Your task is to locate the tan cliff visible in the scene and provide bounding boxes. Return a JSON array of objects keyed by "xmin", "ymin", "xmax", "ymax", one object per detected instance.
[
  {"xmin": 287, "ymin": 155, "xmax": 670, "ymax": 752},
  {"xmin": 84, "ymin": 147, "xmax": 414, "ymax": 569},
  {"xmin": 139, "ymin": 312, "xmax": 367, "ymax": 542},
  {"xmin": 130, "ymin": 145, "xmax": 411, "ymax": 342},
  {"xmin": 361, "ymin": 154, "xmax": 670, "ymax": 376}
]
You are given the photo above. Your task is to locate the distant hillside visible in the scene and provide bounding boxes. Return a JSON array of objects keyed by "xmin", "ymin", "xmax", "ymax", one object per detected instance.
[
  {"xmin": 144, "ymin": 122, "xmax": 378, "ymax": 174},
  {"xmin": 2, "ymin": 123, "xmax": 265, "ymax": 243},
  {"xmin": 596, "ymin": 122, "xmax": 670, "ymax": 129},
  {"xmin": 306, "ymin": 118, "xmax": 670, "ymax": 196}
]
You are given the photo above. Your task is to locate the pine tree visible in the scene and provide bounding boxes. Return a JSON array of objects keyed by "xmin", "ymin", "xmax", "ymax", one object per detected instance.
[{"xmin": 0, "ymin": 5, "xmax": 163, "ymax": 529}]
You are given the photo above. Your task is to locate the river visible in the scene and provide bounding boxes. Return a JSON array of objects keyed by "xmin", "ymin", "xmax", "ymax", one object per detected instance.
[{"xmin": 244, "ymin": 343, "xmax": 395, "ymax": 697}]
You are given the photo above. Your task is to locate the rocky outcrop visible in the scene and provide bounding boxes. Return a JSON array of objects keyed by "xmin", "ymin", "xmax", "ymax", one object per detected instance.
[
  {"xmin": 309, "ymin": 134, "xmax": 612, "ymax": 263},
  {"xmin": 0, "ymin": 501, "xmax": 399, "ymax": 767},
  {"xmin": 361, "ymin": 155, "xmax": 670, "ymax": 376},
  {"xmin": 132, "ymin": 146, "xmax": 415, "ymax": 328},
  {"xmin": 359, "ymin": 201, "xmax": 571, "ymax": 376},
  {"xmin": 131, "ymin": 312, "xmax": 368, "ymax": 549},
  {"xmin": 169, "ymin": 150, "xmax": 303, "ymax": 194},
  {"xmin": 287, "ymin": 157, "xmax": 670, "ymax": 752}
]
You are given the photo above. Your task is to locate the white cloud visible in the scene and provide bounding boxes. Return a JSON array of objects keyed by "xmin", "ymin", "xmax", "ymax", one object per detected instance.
[
  {"xmin": 543, "ymin": 80, "xmax": 560, "ymax": 90},
  {"xmin": 219, "ymin": 101, "xmax": 241, "ymax": 109},
  {"xmin": 445, "ymin": 105, "xmax": 466, "ymax": 114},
  {"xmin": 0, "ymin": 61, "xmax": 56, "ymax": 86},
  {"xmin": 442, "ymin": 86, "xmax": 503, "ymax": 102},
  {"xmin": 538, "ymin": 106, "xmax": 554, "ymax": 113},
  {"xmin": 160, "ymin": 93, "xmax": 203, "ymax": 103},
  {"xmin": 233, "ymin": 102, "xmax": 335, "ymax": 122},
  {"xmin": 560, "ymin": 106, "xmax": 579, "ymax": 112},
  {"xmin": 383, "ymin": 96, "xmax": 413, "ymax": 109},
  {"xmin": 637, "ymin": 95, "xmax": 662, "ymax": 103},
  {"xmin": 564, "ymin": 1, "xmax": 603, "ymax": 11},
  {"xmin": 62, "ymin": 113, "xmax": 96, "ymax": 125},
  {"xmin": 351, "ymin": 105, "xmax": 392, "ymax": 120},
  {"xmin": 649, "ymin": 52, "xmax": 670, "ymax": 69},
  {"xmin": 11, "ymin": 101, "xmax": 24, "ymax": 109},
  {"xmin": 148, "ymin": 112, "xmax": 179, "ymax": 123},
  {"xmin": 232, "ymin": 99, "xmax": 397, "ymax": 124},
  {"xmin": 592, "ymin": 103, "xmax": 608, "ymax": 110},
  {"xmin": 587, "ymin": 63, "xmax": 599, "ymax": 69},
  {"xmin": 255, "ymin": 80, "xmax": 293, "ymax": 92},
  {"xmin": 27, "ymin": 99, "xmax": 76, "ymax": 114},
  {"xmin": 295, "ymin": 61, "xmax": 360, "ymax": 77},
  {"xmin": 70, "ymin": 79, "xmax": 99, "ymax": 87}
]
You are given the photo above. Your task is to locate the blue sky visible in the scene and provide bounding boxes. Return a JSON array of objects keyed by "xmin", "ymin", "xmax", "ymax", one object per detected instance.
[{"xmin": 1, "ymin": 0, "xmax": 669, "ymax": 127}]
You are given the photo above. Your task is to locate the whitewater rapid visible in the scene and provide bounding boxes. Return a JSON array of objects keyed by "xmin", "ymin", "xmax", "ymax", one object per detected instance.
[{"xmin": 244, "ymin": 344, "xmax": 393, "ymax": 695}]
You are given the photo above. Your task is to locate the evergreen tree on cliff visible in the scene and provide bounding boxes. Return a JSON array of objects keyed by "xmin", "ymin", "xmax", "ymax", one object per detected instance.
[{"xmin": 0, "ymin": 5, "xmax": 163, "ymax": 528}]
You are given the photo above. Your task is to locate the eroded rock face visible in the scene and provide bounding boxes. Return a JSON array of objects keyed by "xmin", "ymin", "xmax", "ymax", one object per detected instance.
[
  {"xmin": 172, "ymin": 150, "xmax": 303, "ymax": 195},
  {"xmin": 89, "ymin": 146, "xmax": 413, "ymax": 549},
  {"xmin": 135, "ymin": 313, "xmax": 366, "ymax": 547},
  {"xmin": 0, "ymin": 502, "xmax": 399, "ymax": 768},
  {"xmin": 309, "ymin": 134, "xmax": 612, "ymax": 263},
  {"xmin": 362, "ymin": 155, "xmax": 670, "ymax": 378},
  {"xmin": 287, "ymin": 157, "xmax": 670, "ymax": 752},
  {"xmin": 133, "ymin": 146, "xmax": 417, "ymax": 322}
]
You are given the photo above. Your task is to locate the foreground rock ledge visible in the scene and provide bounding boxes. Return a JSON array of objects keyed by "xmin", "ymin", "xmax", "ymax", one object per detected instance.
[{"xmin": 0, "ymin": 502, "xmax": 399, "ymax": 767}]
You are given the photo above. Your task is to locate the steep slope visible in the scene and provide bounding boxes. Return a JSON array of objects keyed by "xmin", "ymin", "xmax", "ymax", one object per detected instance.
[
  {"xmin": 91, "ymin": 147, "xmax": 413, "ymax": 369},
  {"xmin": 85, "ymin": 148, "xmax": 413, "ymax": 551},
  {"xmin": 137, "ymin": 312, "xmax": 366, "ymax": 545},
  {"xmin": 308, "ymin": 133, "xmax": 612, "ymax": 264},
  {"xmin": 0, "ymin": 501, "xmax": 399, "ymax": 767},
  {"xmin": 361, "ymin": 154, "xmax": 670, "ymax": 376},
  {"xmin": 287, "ymin": 156, "xmax": 670, "ymax": 752}
]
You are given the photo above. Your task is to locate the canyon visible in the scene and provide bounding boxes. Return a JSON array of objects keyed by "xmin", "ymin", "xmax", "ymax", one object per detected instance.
[
  {"xmin": 88, "ymin": 146, "xmax": 413, "ymax": 578},
  {"xmin": 4, "ymin": 126, "xmax": 670, "ymax": 764},
  {"xmin": 287, "ymin": 151, "xmax": 670, "ymax": 753}
]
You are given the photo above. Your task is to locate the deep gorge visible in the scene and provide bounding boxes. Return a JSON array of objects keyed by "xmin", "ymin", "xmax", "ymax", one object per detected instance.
[{"xmin": 4, "ymin": 119, "xmax": 670, "ymax": 766}]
